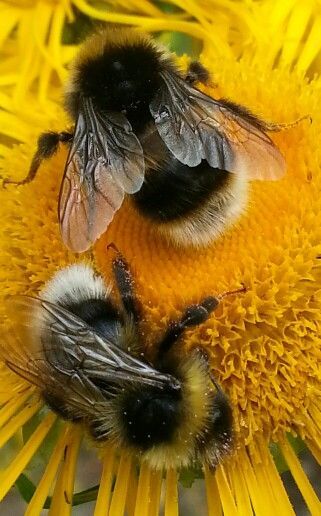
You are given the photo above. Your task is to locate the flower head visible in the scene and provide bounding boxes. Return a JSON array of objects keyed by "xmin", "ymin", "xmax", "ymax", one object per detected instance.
[{"xmin": 0, "ymin": 1, "xmax": 321, "ymax": 514}]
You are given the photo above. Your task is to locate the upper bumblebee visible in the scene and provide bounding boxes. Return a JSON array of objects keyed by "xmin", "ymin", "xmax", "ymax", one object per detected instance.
[{"xmin": 4, "ymin": 28, "xmax": 285, "ymax": 253}]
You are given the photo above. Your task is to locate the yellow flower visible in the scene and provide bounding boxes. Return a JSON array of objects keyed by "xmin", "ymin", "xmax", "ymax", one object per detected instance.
[
  {"xmin": 2, "ymin": 0, "xmax": 321, "ymax": 110},
  {"xmin": 0, "ymin": 0, "xmax": 184, "ymax": 108},
  {"xmin": 1, "ymin": 1, "xmax": 321, "ymax": 515}
]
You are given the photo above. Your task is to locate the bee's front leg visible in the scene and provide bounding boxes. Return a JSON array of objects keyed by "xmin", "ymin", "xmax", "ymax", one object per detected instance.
[{"xmin": 3, "ymin": 130, "xmax": 73, "ymax": 187}]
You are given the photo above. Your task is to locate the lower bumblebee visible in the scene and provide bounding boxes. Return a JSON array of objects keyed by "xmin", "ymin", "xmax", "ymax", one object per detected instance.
[
  {"xmin": 2, "ymin": 251, "xmax": 242, "ymax": 470},
  {"xmin": 4, "ymin": 27, "xmax": 286, "ymax": 252}
]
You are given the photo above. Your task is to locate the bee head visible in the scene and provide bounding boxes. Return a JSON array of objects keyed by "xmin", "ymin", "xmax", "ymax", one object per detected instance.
[
  {"xmin": 120, "ymin": 383, "xmax": 182, "ymax": 448},
  {"xmin": 65, "ymin": 29, "xmax": 171, "ymax": 122}
]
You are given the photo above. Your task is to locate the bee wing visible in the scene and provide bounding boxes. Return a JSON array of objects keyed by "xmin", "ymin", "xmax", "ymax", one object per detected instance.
[
  {"xmin": 150, "ymin": 71, "xmax": 285, "ymax": 180},
  {"xmin": 3, "ymin": 296, "xmax": 179, "ymax": 393},
  {"xmin": 59, "ymin": 98, "xmax": 145, "ymax": 252},
  {"xmin": 1, "ymin": 301, "xmax": 107, "ymax": 421}
]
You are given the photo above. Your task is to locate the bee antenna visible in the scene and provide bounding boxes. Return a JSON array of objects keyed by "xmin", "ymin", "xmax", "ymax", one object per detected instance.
[
  {"xmin": 217, "ymin": 284, "xmax": 247, "ymax": 301},
  {"xmin": 106, "ymin": 242, "xmax": 120, "ymax": 254}
]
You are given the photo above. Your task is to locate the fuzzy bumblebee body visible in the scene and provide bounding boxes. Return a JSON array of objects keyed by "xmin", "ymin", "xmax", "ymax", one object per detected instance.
[
  {"xmin": 133, "ymin": 143, "xmax": 248, "ymax": 247},
  {"xmin": 66, "ymin": 29, "xmax": 249, "ymax": 248},
  {"xmin": 5, "ymin": 27, "xmax": 286, "ymax": 252},
  {"xmin": 3, "ymin": 253, "xmax": 234, "ymax": 470}
]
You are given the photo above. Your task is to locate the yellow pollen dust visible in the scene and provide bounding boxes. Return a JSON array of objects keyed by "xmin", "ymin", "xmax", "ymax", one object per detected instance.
[{"xmin": 0, "ymin": 54, "xmax": 320, "ymax": 456}]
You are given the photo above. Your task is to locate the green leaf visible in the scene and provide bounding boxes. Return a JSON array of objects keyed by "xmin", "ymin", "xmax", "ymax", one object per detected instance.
[
  {"xmin": 71, "ymin": 485, "xmax": 100, "ymax": 506},
  {"xmin": 62, "ymin": 9, "xmax": 95, "ymax": 45},
  {"xmin": 179, "ymin": 464, "xmax": 204, "ymax": 488},
  {"xmin": 0, "ymin": 434, "xmax": 23, "ymax": 470},
  {"xmin": 156, "ymin": 32, "xmax": 202, "ymax": 58},
  {"xmin": 269, "ymin": 434, "xmax": 307, "ymax": 474},
  {"xmin": 15, "ymin": 473, "xmax": 100, "ymax": 508},
  {"xmin": 22, "ymin": 410, "xmax": 44, "ymax": 443},
  {"xmin": 15, "ymin": 474, "xmax": 35, "ymax": 503},
  {"xmin": 154, "ymin": 1, "xmax": 183, "ymax": 14},
  {"xmin": 269, "ymin": 442, "xmax": 289, "ymax": 474},
  {"xmin": 287, "ymin": 433, "xmax": 306, "ymax": 455},
  {"xmin": 22, "ymin": 412, "xmax": 64, "ymax": 472}
]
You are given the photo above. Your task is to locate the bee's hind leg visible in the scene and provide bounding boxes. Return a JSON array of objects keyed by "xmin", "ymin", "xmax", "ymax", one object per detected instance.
[
  {"xmin": 3, "ymin": 130, "xmax": 73, "ymax": 187},
  {"xmin": 109, "ymin": 244, "xmax": 140, "ymax": 324}
]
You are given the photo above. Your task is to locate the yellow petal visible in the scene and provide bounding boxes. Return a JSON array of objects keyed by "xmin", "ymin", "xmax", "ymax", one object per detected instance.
[
  {"xmin": 25, "ymin": 424, "xmax": 73, "ymax": 516},
  {"xmin": 165, "ymin": 469, "xmax": 179, "ymax": 516},
  {"xmin": 48, "ymin": 426, "xmax": 82, "ymax": 516},
  {"xmin": 133, "ymin": 461, "xmax": 150, "ymax": 516},
  {"xmin": 280, "ymin": 440, "xmax": 321, "ymax": 515},
  {"xmin": 0, "ymin": 399, "xmax": 42, "ymax": 449},
  {"xmin": 94, "ymin": 446, "xmax": 115, "ymax": 516},
  {"xmin": 0, "ymin": 411, "xmax": 56, "ymax": 502},
  {"xmin": 108, "ymin": 452, "xmax": 132, "ymax": 516},
  {"xmin": 205, "ymin": 466, "xmax": 223, "ymax": 516}
]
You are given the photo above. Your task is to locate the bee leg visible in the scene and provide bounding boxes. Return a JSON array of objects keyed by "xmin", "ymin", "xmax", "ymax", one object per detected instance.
[
  {"xmin": 111, "ymin": 246, "xmax": 140, "ymax": 323},
  {"xmin": 157, "ymin": 286, "xmax": 246, "ymax": 358},
  {"xmin": 157, "ymin": 296, "xmax": 220, "ymax": 358},
  {"xmin": 192, "ymin": 346, "xmax": 226, "ymax": 395},
  {"xmin": 185, "ymin": 61, "xmax": 211, "ymax": 86},
  {"xmin": 2, "ymin": 130, "xmax": 73, "ymax": 187}
]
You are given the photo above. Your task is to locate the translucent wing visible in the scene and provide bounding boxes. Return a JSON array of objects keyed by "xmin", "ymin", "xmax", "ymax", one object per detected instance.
[
  {"xmin": 2, "ymin": 296, "xmax": 179, "ymax": 393},
  {"xmin": 59, "ymin": 98, "xmax": 145, "ymax": 252},
  {"xmin": 1, "ymin": 301, "xmax": 106, "ymax": 421},
  {"xmin": 150, "ymin": 71, "xmax": 286, "ymax": 180}
]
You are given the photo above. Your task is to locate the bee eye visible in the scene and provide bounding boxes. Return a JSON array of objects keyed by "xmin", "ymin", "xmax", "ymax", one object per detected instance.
[
  {"xmin": 112, "ymin": 60, "xmax": 124, "ymax": 72},
  {"xmin": 119, "ymin": 79, "xmax": 134, "ymax": 92}
]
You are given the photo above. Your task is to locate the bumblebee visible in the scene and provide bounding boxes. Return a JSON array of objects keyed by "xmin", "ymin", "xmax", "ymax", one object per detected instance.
[
  {"xmin": 4, "ymin": 28, "xmax": 285, "ymax": 251},
  {"xmin": 2, "ymin": 251, "xmax": 241, "ymax": 470}
]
